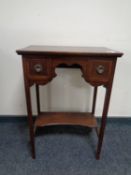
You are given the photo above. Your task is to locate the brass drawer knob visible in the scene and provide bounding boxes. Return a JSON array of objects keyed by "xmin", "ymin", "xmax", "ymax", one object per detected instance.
[
  {"xmin": 34, "ymin": 64, "xmax": 43, "ymax": 73},
  {"xmin": 96, "ymin": 65, "xmax": 105, "ymax": 74}
]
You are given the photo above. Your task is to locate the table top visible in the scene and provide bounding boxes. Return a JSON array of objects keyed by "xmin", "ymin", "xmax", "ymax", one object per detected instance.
[{"xmin": 16, "ymin": 45, "xmax": 123, "ymax": 57}]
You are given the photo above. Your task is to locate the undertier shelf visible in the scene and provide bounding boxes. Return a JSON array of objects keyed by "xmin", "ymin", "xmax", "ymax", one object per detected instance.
[{"xmin": 34, "ymin": 112, "xmax": 97, "ymax": 128}]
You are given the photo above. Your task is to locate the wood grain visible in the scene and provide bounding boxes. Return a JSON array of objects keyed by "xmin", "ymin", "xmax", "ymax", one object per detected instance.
[
  {"xmin": 16, "ymin": 45, "xmax": 123, "ymax": 57},
  {"xmin": 34, "ymin": 112, "xmax": 97, "ymax": 128}
]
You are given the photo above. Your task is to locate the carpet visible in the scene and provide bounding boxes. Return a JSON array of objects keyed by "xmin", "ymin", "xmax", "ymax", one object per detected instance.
[{"xmin": 0, "ymin": 118, "xmax": 131, "ymax": 175}]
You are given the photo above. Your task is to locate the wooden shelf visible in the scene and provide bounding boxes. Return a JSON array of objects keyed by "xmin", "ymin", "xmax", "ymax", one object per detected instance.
[{"xmin": 34, "ymin": 112, "xmax": 97, "ymax": 128}]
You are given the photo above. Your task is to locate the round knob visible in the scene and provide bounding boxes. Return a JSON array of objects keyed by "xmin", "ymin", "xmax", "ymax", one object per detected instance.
[
  {"xmin": 34, "ymin": 64, "xmax": 43, "ymax": 73},
  {"xmin": 96, "ymin": 65, "xmax": 105, "ymax": 74}
]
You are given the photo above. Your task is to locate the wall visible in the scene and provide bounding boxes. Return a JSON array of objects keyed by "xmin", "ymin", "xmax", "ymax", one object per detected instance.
[{"xmin": 0, "ymin": 0, "xmax": 131, "ymax": 116}]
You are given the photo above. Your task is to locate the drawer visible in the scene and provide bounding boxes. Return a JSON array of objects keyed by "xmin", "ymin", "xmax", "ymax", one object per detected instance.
[
  {"xmin": 29, "ymin": 60, "xmax": 49, "ymax": 76},
  {"xmin": 25, "ymin": 58, "xmax": 52, "ymax": 80},
  {"xmin": 87, "ymin": 59, "xmax": 113, "ymax": 83}
]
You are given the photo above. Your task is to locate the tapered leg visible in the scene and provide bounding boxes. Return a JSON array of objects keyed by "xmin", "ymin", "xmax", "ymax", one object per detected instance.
[
  {"xmin": 36, "ymin": 85, "xmax": 40, "ymax": 114},
  {"xmin": 24, "ymin": 84, "xmax": 35, "ymax": 159},
  {"xmin": 92, "ymin": 86, "xmax": 98, "ymax": 115},
  {"xmin": 91, "ymin": 86, "xmax": 98, "ymax": 135},
  {"xmin": 96, "ymin": 86, "xmax": 112, "ymax": 159}
]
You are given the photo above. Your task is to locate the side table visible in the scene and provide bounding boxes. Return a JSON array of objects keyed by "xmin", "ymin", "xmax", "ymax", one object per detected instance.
[{"xmin": 16, "ymin": 45, "xmax": 123, "ymax": 159}]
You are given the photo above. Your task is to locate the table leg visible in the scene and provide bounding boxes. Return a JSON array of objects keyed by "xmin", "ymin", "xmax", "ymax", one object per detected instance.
[
  {"xmin": 96, "ymin": 86, "xmax": 112, "ymax": 159},
  {"xmin": 24, "ymin": 84, "xmax": 35, "ymax": 159},
  {"xmin": 92, "ymin": 86, "xmax": 98, "ymax": 115},
  {"xmin": 36, "ymin": 85, "xmax": 40, "ymax": 114}
]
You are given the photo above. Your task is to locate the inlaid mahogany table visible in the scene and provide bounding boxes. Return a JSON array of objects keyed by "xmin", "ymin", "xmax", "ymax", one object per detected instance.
[{"xmin": 16, "ymin": 45, "xmax": 123, "ymax": 159}]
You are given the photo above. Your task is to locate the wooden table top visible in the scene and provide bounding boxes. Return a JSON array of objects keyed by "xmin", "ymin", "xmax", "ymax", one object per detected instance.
[{"xmin": 16, "ymin": 45, "xmax": 123, "ymax": 57}]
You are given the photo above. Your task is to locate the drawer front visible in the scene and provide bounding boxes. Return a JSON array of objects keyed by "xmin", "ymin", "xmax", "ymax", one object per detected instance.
[
  {"xmin": 29, "ymin": 59, "xmax": 49, "ymax": 76},
  {"xmin": 87, "ymin": 59, "xmax": 113, "ymax": 84},
  {"xmin": 25, "ymin": 58, "xmax": 52, "ymax": 80}
]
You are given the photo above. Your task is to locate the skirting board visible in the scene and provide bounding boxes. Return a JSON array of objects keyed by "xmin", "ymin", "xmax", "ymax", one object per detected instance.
[{"xmin": 0, "ymin": 115, "xmax": 131, "ymax": 124}]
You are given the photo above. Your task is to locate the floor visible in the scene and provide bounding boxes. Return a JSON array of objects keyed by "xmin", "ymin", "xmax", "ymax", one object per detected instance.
[{"xmin": 0, "ymin": 118, "xmax": 131, "ymax": 175}]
